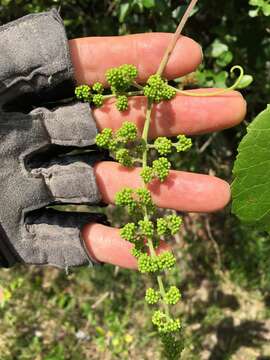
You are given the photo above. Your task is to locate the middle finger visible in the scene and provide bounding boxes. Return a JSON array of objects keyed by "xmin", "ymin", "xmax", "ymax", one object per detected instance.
[{"xmin": 93, "ymin": 89, "xmax": 246, "ymax": 138}]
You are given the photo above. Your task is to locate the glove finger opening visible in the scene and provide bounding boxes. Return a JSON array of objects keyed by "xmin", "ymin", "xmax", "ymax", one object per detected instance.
[
  {"xmin": 30, "ymin": 153, "xmax": 103, "ymax": 205},
  {"xmin": 22, "ymin": 208, "xmax": 108, "ymax": 268}
]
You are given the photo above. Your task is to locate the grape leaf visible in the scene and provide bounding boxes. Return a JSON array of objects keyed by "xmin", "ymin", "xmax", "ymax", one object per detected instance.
[{"xmin": 232, "ymin": 105, "xmax": 270, "ymax": 232}]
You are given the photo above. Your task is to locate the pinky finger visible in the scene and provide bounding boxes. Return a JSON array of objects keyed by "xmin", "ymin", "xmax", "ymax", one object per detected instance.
[{"xmin": 81, "ymin": 223, "xmax": 171, "ymax": 269}]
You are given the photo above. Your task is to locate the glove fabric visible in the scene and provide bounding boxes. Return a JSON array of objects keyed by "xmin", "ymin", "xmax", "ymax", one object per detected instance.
[{"xmin": 0, "ymin": 9, "xmax": 107, "ymax": 268}]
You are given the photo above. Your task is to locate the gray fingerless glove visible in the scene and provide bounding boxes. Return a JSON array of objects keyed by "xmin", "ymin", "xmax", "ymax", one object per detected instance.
[{"xmin": 0, "ymin": 10, "xmax": 108, "ymax": 268}]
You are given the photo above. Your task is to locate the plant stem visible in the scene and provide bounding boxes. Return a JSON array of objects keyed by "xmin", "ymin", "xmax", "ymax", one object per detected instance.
[
  {"xmin": 171, "ymin": 65, "xmax": 244, "ymax": 96},
  {"xmin": 142, "ymin": 101, "xmax": 153, "ymax": 167},
  {"xmin": 141, "ymin": 101, "xmax": 171, "ymax": 315},
  {"xmin": 156, "ymin": 0, "xmax": 199, "ymax": 77},
  {"xmin": 132, "ymin": 81, "xmax": 144, "ymax": 90},
  {"xmin": 103, "ymin": 90, "xmax": 143, "ymax": 100},
  {"xmin": 141, "ymin": 0, "xmax": 199, "ymax": 321},
  {"xmin": 157, "ymin": 275, "xmax": 170, "ymax": 316}
]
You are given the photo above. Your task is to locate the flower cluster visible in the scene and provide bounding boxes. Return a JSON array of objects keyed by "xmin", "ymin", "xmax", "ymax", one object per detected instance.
[
  {"xmin": 116, "ymin": 95, "xmax": 129, "ymax": 111},
  {"xmin": 106, "ymin": 64, "xmax": 138, "ymax": 92},
  {"xmin": 154, "ymin": 135, "xmax": 192, "ymax": 155},
  {"xmin": 152, "ymin": 311, "xmax": 181, "ymax": 334},
  {"xmin": 120, "ymin": 223, "xmax": 137, "ymax": 243},
  {"xmin": 145, "ymin": 288, "xmax": 160, "ymax": 304},
  {"xmin": 96, "ymin": 122, "xmax": 143, "ymax": 167},
  {"xmin": 161, "ymin": 334, "xmax": 184, "ymax": 360},
  {"xmin": 140, "ymin": 158, "xmax": 171, "ymax": 184},
  {"xmin": 76, "ymin": 63, "xmax": 195, "ymax": 357},
  {"xmin": 175, "ymin": 135, "xmax": 192, "ymax": 152},
  {"xmin": 164, "ymin": 286, "xmax": 181, "ymax": 305},
  {"xmin": 157, "ymin": 214, "xmax": 182, "ymax": 236},
  {"xmin": 138, "ymin": 251, "xmax": 176, "ymax": 273},
  {"xmin": 143, "ymin": 75, "xmax": 176, "ymax": 103},
  {"xmin": 145, "ymin": 286, "xmax": 181, "ymax": 307},
  {"xmin": 74, "ymin": 29, "xmax": 246, "ymax": 353},
  {"xmin": 75, "ymin": 82, "xmax": 105, "ymax": 107},
  {"xmin": 75, "ymin": 84, "xmax": 91, "ymax": 102}
]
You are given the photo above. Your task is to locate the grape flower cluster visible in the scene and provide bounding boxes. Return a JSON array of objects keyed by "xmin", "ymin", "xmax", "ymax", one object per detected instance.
[{"xmin": 75, "ymin": 63, "xmax": 193, "ymax": 359}]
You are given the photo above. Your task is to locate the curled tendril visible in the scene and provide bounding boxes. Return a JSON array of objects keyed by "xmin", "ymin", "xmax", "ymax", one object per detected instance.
[{"xmin": 173, "ymin": 65, "xmax": 245, "ymax": 97}]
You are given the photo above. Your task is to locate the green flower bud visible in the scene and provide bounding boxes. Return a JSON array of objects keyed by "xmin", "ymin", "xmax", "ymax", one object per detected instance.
[
  {"xmin": 152, "ymin": 157, "xmax": 171, "ymax": 182},
  {"xmin": 143, "ymin": 75, "xmax": 176, "ymax": 103},
  {"xmin": 157, "ymin": 251, "xmax": 176, "ymax": 271},
  {"xmin": 152, "ymin": 311, "xmax": 181, "ymax": 334},
  {"xmin": 115, "ymin": 188, "xmax": 134, "ymax": 207},
  {"xmin": 108, "ymin": 139, "xmax": 118, "ymax": 152},
  {"xmin": 166, "ymin": 214, "xmax": 182, "ymax": 235},
  {"xmin": 116, "ymin": 95, "xmax": 129, "ymax": 111},
  {"xmin": 138, "ymin": 219, "xmax": 154, "ymax": 238},
  {"xmin": 157, "ymin": 218, "xmax": 168, "ymax": 236},
  {"xmin": 92, "ymin": 82, "xmax": 104, "ymax": 94},
  {"xmin": 75, "ymin": 85, "xmax": 91, "ymax": 102},
  {"xmin": 106, "ymin": 64, "xmax": 138, "ymax": 92},
  {"xmin": 145, "ymin": 288, "xmax": 160, "ymax": 305},
  {"xmin": 95, "ymin": 128, "xmax": 113, "ymax": 148},
  {"xmin": 92, "ymin": 94, "xmax": 104, "ymax": 107},
  {"xmin": 136, "ymin": 188, "xmax": 153, "ymax": 206},
  {"xmin": 116, "ymin": 121, "xmax": 137, "ymax": 142},
  {"xmin": 138, "ymin": 254, "xmax": 159, "ymax": 273},
  {"xmin": 115, "ymin": 148, "xmax": 133, "ymax": 167},
  {"xmin": 120, "ymin": 223, "xmax": 137, "ymax": 243},
  {"xmin": 131, "ymin": 243, "xmax": 144, "ymax": 258},
  {"xmin": 140, "ymin": 166, "xmax": 154, "ymax": 184},
  {"xmin": 164, "ymin": 286, "xmax": 181, "ymax": 305},
  {"xmin": 154, "ymin": 137, "xmax": 173, "ymax": 155},
  {"xmin": 175, "ymin": 135, "xmax": 192, "ymax": 152}
]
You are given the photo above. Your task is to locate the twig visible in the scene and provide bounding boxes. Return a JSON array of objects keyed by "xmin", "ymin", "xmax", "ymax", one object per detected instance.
[
  {"xmin": 156, "ymin": 0, "xmax": 199, "ymax": 76},
  {"xmin": 205, "ymin": 217, "xmax": 222, "ymax": 274},
  {"xmin": 198, "ymin": 133, "xmax": 217, "ymax": 153},
  {"xmin": 91, "ymin": 292, "xmax": 110, "ymax": 309}
]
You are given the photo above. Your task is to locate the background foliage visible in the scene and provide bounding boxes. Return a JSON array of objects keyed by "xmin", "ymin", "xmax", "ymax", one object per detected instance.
[{"xmin": 0, "ymin": 1, "xmax": 270, "ymax": 359}]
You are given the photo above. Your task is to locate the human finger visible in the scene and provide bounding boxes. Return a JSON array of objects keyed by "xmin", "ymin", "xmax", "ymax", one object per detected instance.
[
  {"xmin": 94, "ymin": 162, "xmax": 231, "ymax": 213},
  {"xmin": 81, "ymin": 223, "xmax": 170, "ymax": 269},
  {"xmin": 69, "ymin": 33, "xmax": 202, "ymax": 85},
  {"xmin": 93, "ymin": 89, "xmax": 246, "ymax": 138}
]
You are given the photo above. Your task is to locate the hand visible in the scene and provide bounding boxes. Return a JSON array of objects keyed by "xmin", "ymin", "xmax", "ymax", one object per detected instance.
[{"xmin": 69, "ymin": 33, "xmax": 246, "ymax": 269}]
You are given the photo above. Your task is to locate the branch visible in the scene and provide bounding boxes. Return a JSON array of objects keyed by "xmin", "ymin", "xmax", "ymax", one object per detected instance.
[{"xmin": 156, "ymin": 0, "xmax": 199, "ymax": 76}]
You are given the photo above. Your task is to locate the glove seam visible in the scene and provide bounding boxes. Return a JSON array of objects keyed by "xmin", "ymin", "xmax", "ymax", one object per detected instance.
[{"xmin": 0, "ymin": 9, "xmax": 75, "ymax": 92}]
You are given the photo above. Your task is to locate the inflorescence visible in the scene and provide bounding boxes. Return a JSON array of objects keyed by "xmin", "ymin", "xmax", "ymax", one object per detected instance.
[
  {"xmin": 75, "ymin": 63, "xmax": 191, "ymax": 359},
  {"xmin": 75, "ymin": 4, "xmax": 247, "ymax": 352},
  {"xmin": 74, "ymin": 59, "xmax": 245, "ymax": 359}
]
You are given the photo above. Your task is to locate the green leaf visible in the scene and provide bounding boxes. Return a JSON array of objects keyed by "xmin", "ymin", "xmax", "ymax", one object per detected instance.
[
  {"xmin": 236, "ymin": 74, "xmax": 254, "ymax": 89},
  {"xmin": 210, "ymin": 39, "xmax": 228, "ymax": 58},
  {"xmin": 262, "ymin": 3, "xmax": 270, "ymax": 15},
  {"xmin": 119, "ymin": 3, "xmax": 130, "ymax": 23},
  {"xmin": 141, "ymin": 0, "xmax": 155, "ymax": 8},
  {"xmin": 232, "ymin": 105, "xmax": 270, "ymax": 233},
  {"xmin": 249, "ymin": 8, "xmax": 259, "ymax": 16},
  {"xmin": 213, "ymin": 71, "xmax": 228, "ymax": 88},
  {"xmin": 216, "ymin": 51, "xmax": 233, "ymax": 67}
]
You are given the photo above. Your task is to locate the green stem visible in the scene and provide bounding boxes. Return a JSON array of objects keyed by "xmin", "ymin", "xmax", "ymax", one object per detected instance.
[
  {"xmin": 171, "ymin": 66, "xmax": 244, "ymax": 97},
  {"xmin": 103, "ymin": 90, "xmax": 143, "ymax": 100},
  {"xmin": 141, "ymin": 101, "xmax": 171, "ymax": 316},
  {"xmin": 142, "ymin": 101, "xmax": 153, "ymax": 167},
  {"xmin": 157, "ymin": 275, "xmax": 170, "ymax": 317},
  {"xmin": 140, "ymin": 0, "xmax": 201, "ymax": 327},
  {"xmin": 156, "ymin": 0, "xmax": 199, "ymax": 77},
  {"xmin": 132, "ymin": 81, "xmax": 144, "ymax": 90}
]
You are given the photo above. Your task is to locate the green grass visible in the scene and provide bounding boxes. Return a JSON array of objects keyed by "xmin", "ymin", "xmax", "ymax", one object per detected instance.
[{"xmin": 1, "ymin": 219, "xmax": 270, "ymax": 359}]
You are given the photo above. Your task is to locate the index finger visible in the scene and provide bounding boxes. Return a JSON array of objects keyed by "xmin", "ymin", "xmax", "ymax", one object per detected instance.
[{"xmin": 69, "ymin": 33, "xmax": 202, "ymax": 85}]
